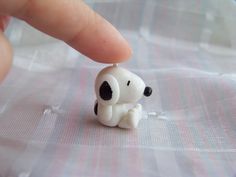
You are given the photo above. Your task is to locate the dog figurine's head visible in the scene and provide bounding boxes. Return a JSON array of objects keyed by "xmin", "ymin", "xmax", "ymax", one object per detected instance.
[{"xmin": 95, "ymin": 65, "xmax": 152, "ymax": 106}]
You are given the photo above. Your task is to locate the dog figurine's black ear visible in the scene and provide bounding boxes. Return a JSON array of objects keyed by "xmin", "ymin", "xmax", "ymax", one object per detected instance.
[
  {"xmin": 99, "ymin": 81, "xmax": 112, "ymax": 100},
  {"xmin": 94, "ymin": 101, "xmax": 98, "ymax": 115},
  {"xmin": 95, "ymin": 74, "xmax": 120, "ymax": 105}
]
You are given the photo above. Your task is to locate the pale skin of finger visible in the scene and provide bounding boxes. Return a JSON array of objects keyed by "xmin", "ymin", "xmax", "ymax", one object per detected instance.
[
  {"xmin": 0, "ymin": 0, "xmax": 132, "ymax": 82},
  {"xmin": 0, "ymin": 0, "xmax": 132, "ymax": 63}
]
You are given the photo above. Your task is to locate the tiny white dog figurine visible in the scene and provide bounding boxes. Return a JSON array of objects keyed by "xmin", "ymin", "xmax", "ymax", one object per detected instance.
[{"xmin": 94, "ymin": 65, "xmax": 152, "ymax": 129}]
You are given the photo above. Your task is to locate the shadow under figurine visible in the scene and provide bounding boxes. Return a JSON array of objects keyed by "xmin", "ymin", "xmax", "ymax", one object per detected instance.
[{"xmin": 94, "ymin": 65, "xmax": 152, "ymax": 129}]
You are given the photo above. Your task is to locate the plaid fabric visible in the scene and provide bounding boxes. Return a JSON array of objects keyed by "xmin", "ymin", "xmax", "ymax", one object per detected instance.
[
  {"xmin": 0, "ymin": 32, "xmax": 235, "ymax": 177},
  {"xmin": 1, "ymin": 0, "xmax": 236, "ymax": 175}
]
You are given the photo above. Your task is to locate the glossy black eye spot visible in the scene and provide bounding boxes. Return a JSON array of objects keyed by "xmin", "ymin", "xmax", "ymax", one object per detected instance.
[{"xmin": 127, "ymin": 80, "xmax": 130, "ymax": 86}]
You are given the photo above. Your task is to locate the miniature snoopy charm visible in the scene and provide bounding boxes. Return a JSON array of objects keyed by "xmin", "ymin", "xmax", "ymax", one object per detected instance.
[{"xmin": 94, "ymin": 65, "xmax": 152, "ymax": 129}]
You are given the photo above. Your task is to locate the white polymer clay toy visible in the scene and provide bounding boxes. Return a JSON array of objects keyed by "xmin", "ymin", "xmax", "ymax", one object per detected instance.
[{"xmin": 94, "ymin": 64, "xmax": 152, "ymax": 129}]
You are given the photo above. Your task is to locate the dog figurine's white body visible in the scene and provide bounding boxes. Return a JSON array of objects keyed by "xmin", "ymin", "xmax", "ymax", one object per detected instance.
[{"xmin": 94, "ymin": 65, "xmax": 152, "ymax": 129}]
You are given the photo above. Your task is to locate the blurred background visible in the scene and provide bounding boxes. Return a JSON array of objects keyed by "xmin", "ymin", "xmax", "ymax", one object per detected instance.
[{"xmin": 0, "ymin": 0, "xmax": 236, "ymax": 177}]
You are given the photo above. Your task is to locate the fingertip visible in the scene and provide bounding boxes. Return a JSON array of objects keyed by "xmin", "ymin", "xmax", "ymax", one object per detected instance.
[
  {"xmin": 62, "ymin": 4, "xmax": 132, "ymax": 64},
  {"xmin": 90, "ymin": 35, "xmax": 132, "ymax": 64},
  {"xmin": 10, "ymin": 0, "xmax": 132, "ymax": 64},
  {"xmin": 67, "ymin": 16, "xmax": 132, "ymax": 64},
  {"xmin": 92, "ymin": 21, "xmax": 133, "ymax": 63}
]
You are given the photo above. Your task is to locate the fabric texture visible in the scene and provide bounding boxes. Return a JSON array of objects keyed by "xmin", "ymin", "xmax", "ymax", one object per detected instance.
[{"xmin": 0, "ymin": 1, "xmax": 236, "ymax": 176}]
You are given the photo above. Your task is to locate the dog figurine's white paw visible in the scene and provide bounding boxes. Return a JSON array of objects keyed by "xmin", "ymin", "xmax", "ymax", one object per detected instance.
[
  {"xmin": 94, "ymin": 65, "xmax": 152, "ymax": 129},
  {"xmin": 118, "ymin": 104, "xmax": 142, "ymax": 129}
]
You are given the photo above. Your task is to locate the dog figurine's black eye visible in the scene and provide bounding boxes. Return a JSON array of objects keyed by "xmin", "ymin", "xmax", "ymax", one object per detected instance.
[{"xmin": 127, "ymin": 80, "xmax": 130, "ymax": 86}]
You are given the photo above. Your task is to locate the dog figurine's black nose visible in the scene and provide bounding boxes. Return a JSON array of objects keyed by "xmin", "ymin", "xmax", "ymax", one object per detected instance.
[{"xmin": 144, "ymin": 86, "xmax": 152, "ymax": 97}]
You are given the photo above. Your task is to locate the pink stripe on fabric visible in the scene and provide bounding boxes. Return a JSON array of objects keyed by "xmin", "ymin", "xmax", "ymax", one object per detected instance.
[
  {"xmin": 64, "ymin": 69, "xmax": 94, "ymax": 176},
  {"xmin": 75, "ymin": 116, "xmax": 95, "ymax": 175},
  {"xmin": 132, "ymin": 148, "xmax": 143, "ymax": 177},
  {"xmin": 168, "ymin": 44, "xmax": 207, "ymax": 176},
  {"xmin": 129, "ymin": 131, "xmax": 143, "ymax": 177},
  {"xmin": 90, "ymin": 146, "xmax": 102, "ymax": 177},
  {"xmin": 210, "ymin": 86, "xmax": 232, "ymax": 175},
  {"xmin": 194, "ymin": 78, "xmax": 226, "ymax": 176},
  {"xmin": 182, "ymin": 78, "xmax": 209, "ymax": 176},
  {"xmin": 110, "ymin": 146, "xmax": 119, "ymax": 177},
  {"xmin": 46, "ymin": 67, "xmax": 88, "ymax": 177},
  {"xmin": 219, "ymin": 79, "xmax": 236, "ymax": 145},
  {"xmin": 170, "ymin": 76, "xmax": 208, "ymax": 176},
  {"xmin": 191, "ymin": 51, "xmax": 223, "ymax": 176},
  {"xmin": 215, "ymin": 81, "xmax": 235, "ymax": 174}
]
